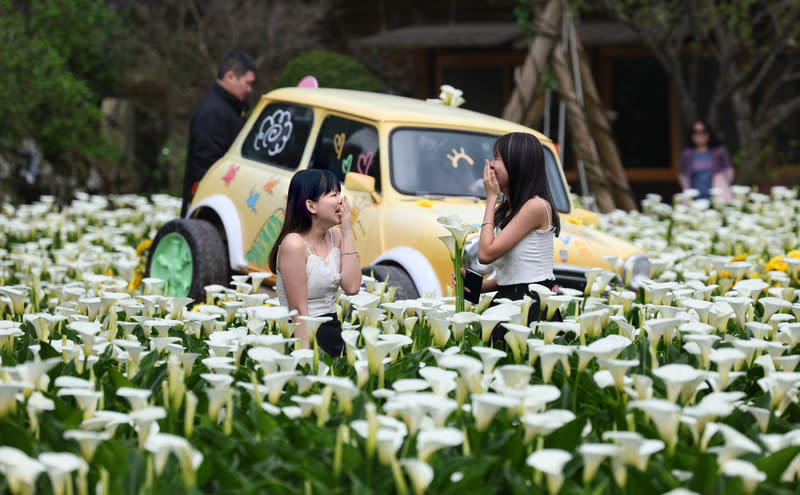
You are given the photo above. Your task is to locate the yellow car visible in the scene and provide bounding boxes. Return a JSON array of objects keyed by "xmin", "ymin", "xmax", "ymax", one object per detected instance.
[{"xmin": 146, "ymin": 87, "xmax": 649, "ymax": 301}]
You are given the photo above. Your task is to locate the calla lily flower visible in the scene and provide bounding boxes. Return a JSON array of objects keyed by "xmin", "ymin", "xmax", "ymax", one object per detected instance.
[
  {"xmin": 437, "ymin": 215, "xmax": 478, "ymax": 312},
  {"xmin": 429, "ymin": 317, "xmax": 451, "ymax": 347},
  {"xmin": 500, "ymin": 323, "xmax": 531, "ymax": 361},
  {"xmin": 583, "ymin": 268, "xmax": 604, "ymax": 297},
  {"xmin": 416, "ymin": 426, "xmax": 464, "ymax": 462},
  {"xmin": 418, "ymin": 366, "xmax": 458, "ymax": 396},
  {"xmin": 536, "ymin": 344, "xmax": 573, "ymax": 383},
  {"xmin": 437, "ymin": 215, "xmax": 478, "ymax": 249},
  {"xmin": 577, "ymin": 443, "xmax": 620, "ymax": 484},
  {"xmin": 144, "ymin": 433, "xmax": 204, "ymax": 486},
  {"xmin": 67, "ymin": 320, "xmax": 103, "ymax": 357},
  {"xmin": 57, "ymin": 388, "xmax": 102, "ymax": 420},
  {"xmin": 602, "ymin": 430, "xmax": 664, "ymax": 483},
  {"xmin": 0, "ymin": 446, "xmax": 46, "ymax": 495},
  {"xmin": 757, "ymin": 371, "xmax": 800, "ymax": 413},
  {"xmin": 313, "ymin": 376, "xmax": 360, "ymax": 415},
  {"xmin": 80, "ymin": 410, "xmax": 132, "ymax": 436},
  {"xmin": 392, "ymin": 379, "xmax": 430, "ymax": 394},
  {"xmin": 449, "ymin": 311, "xmax": 479, "ymax": 341},
  {"xmin": 712, "ymin": 295, "xmax": 752, "ymax": 327},
  {"xmin": 438, "ymin": 354, "xmax": 485, "ymax": 403},
  {"xmin": 473, "ymin": 346, "xmax": 507, "ymax": 375},
  {"xmin": 526, "ymin": 448, "xmax": 572, "ymax": 495},
  {"xmin": 597, "ymin": 358, "xmax": 639, "ymax": 391},
  {"xmin": 38, "ymin": 452, "xmax": 87, "ymax": 495},
  {"xmin": 0, "ymin": 286, "xmax": 30, "ymax": 318},
  {"xmin": 533, "ymin": 321, "xmax": 579, "ymax": 345},
  {"xmin": 702, "ymin": 422, "xmax": 762, "ymax": 465},
  {"xmin": 708, "ymin": 347, "xmax": 748, "ymax": 389},
  {"xmin": 495, "ymin": 364, "xmax": 534, "ymax": 389},
  {"xmin": 400, "ymin": 458, "xmax": 434, "ymax": 495},
  {"xmin": 130, "ymin": 406, "xmax": 167, "ymax": 448},
  {"xmin": 471, "ymin": 392, "xmax": 520, "ymax": 431},
  {"xmin": 262, "ymin": 371, "xmax": 299, "ymax": 405},
  {"xmin": 25, "ymin": 391, "xmax": 54, "ymax": 439},
  {"xmin": 63, "ymin": 429, "xmax": 111, "ymax": 461},
  {"xmin": 520, "ymin": 409, "xmax": 576, "ymax": 444},
  {"xmin": 721, "ymin": 459, "xmax": 766, "ymax": 495},
  {"xmin": 629, "ymin": 398, "xmax": 681, "ymax": 452},
  {"xmin": 438, "ymin": 235, "xmax": 456, "ymax": 262},
  {"xmin": 0, "ymin": 382, "xmax": 25, "ymax": 416},
  {"xmin": 683, "ymin": 334, "xmax": 720, "ymax": 369},
  {"xmin": 653, "ymin": 363, "xmax": 706, "ymax": 404}
]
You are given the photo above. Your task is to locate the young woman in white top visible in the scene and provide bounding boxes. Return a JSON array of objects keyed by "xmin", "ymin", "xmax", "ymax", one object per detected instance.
[
  {"xmin": 268, "ymin": 169, "xmax": 362, "ymax": 356},
  {"xmin": 478, "ymin": 132, "xmax": 562, "ymax": 336}
]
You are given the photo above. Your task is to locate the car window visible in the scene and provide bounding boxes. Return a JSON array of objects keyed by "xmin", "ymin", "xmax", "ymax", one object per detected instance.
[
  {"xmin": 389, "ymin": 128, "xmax": 570, "ymax": 212},
  {"xmin": 241, "ymin": 102, "xmax": 313, "ymax": 169},
  {"xmin": 543, "ymin": 148, "xmax": 570, "ymax": 213},
  {"xmin": 310, "ymin": 115, "xmax": 380, "ymax": 191}
]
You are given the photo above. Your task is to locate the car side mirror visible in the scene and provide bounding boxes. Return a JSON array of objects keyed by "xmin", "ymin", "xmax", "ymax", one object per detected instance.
[{"xmin": 344, "ymin": 172, "xmax": 380, "ymax": 204}]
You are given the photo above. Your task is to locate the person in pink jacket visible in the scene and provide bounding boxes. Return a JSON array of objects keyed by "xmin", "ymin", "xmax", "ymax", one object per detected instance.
[{"xmin": 679, "ymin": 119, "xmax": 735, "ymax": 200}]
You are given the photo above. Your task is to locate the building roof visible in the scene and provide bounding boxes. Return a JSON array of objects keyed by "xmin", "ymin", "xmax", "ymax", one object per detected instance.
[
  {"xmin": 353, "ymin": 23, "xmax": 523, "ymax": 48},
  {"xmin": 353, "ymin": 21, "xmax": 639, "ymax": 49}
]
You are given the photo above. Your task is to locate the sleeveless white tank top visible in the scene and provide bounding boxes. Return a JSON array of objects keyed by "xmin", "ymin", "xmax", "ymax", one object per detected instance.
[
  {"xmin": 276, "ymin": 229, "xmax": 341, "ymax": 315},
  {"xmin": 493, "ymin": 197, "xmax": 555, "ymax": 285}
]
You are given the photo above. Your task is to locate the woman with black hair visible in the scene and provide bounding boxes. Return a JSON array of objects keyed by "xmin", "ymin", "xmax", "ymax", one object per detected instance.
[
  {"xmin": 268, "ymin": 169, "xmax": 361, "ymax": 357},
  {"xmin": 679, "ymin": 119, "xmax": 734, "ymax": 200},
  {"xmin": 477, "ymin": 132, "xmax": 562, "ymax": 330}
]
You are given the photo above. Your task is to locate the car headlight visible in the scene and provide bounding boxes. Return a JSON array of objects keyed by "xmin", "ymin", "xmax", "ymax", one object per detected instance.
[{"xmin": 622, "ymin": 254, "xmax": 651, "ymax": 290}]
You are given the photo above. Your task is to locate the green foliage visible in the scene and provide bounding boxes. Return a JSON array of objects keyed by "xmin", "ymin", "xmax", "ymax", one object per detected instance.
[
  {"xmin": 512, "ymin": 0, "xmax": 533, "ymax": 38},
  {"xmin": 0, "ymin": 0, "xmax": 126, "ymax": 163},
  {"xmin": 270, "ymin": 51, "xmax": 385, "ymax": 92}
]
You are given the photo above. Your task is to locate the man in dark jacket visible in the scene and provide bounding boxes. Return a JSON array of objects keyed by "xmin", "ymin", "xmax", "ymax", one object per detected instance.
[{"xmin": 181, "ymin": 50, "xmax": 257, "ymax": 217}]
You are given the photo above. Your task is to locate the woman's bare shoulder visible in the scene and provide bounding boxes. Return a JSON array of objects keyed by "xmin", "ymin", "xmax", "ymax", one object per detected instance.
[
  {"xmin": 279, "ymin": 233, "xmax": 306, "ymax": 253},
  {"xmin": 521, "ymin": 196, "xmax": 549, "ymax": 213},
  {"xmin": 519, "ymin": 196, "xmax": 550, "ymax": 226}
]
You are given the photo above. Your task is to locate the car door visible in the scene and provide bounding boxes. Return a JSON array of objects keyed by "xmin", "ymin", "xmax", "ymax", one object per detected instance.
[
  {"xmin": 237, "ymin": 101, "xmax": 315, "ymax": 271},
  {"xmin": 307, "ymin": 114, "xmax": 383, "ymax": 265}
]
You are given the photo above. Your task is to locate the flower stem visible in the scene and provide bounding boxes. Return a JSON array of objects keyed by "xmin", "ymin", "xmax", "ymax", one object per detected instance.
[
  {"xmin": 390, "ymin": 457, "xmax": 409, "ymax": 495},
  {"xmin": 455, "ymin": 248, "xmax": 465, "ymax": 313}
]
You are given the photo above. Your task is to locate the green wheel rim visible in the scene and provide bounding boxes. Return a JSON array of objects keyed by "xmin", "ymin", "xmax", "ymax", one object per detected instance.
[{"xmin": 150, "ymin": 232, "xmax": 193, "ymax": 297}]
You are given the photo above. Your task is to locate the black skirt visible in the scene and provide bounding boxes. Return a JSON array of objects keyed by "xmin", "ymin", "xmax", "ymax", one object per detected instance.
[{"xmin": 315, "ymin": 312, "xmax": 345, "ymax": 358}]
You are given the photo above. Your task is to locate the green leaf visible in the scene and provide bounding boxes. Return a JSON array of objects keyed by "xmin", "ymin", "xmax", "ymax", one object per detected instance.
[
  {"xmin": 688, "ymin": 453, "xmax": 720, "ymax": 493},
  {"xmin": 755, "ymin": 446, "xmax": 800, "ymax": 483}
]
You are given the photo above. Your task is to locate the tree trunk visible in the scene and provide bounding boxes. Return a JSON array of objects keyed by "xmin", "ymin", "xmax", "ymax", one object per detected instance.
[
  {"xmin": 502, "ymin": 0, "xmax": 563, "ymax": 123},
  {"xmin": 551, "ymin": 46, "xmax": 616, "ymax": 213},
  {"xmin": 731, "ymin": 89, "xmax": 756, "ymax": 180},
  {"xmin": 522, "ymin": 86, "xmax": 547, "ymax": 130},
  {"xmin": 576, "ymin": 43, "xmax": 636, "ymax": 211}
]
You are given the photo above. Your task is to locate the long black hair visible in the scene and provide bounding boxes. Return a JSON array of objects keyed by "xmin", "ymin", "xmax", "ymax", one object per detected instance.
[
  {"xmin": 268, "ymin": 169, "xmax": 340, "ymax": 272},
  {"xmin": 492, "ymin": 132, "xmax": 560, "ymax": 236}
]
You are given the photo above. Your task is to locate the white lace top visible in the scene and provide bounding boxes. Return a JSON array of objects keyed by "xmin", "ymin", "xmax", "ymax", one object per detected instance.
[
  {"xmin": 276, "ymin": 229, "xmax": 341, "ymax": 316},
  {"xmin": 493, "ymin": 197, "xmax": 555, "ymax": 285}
]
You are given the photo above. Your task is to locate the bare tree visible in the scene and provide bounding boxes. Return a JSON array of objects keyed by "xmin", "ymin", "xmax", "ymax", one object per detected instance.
[
  {"xmin": 594, "ymin": 0, "xmax": 800, "ymax": 180},
  {"xmin": 505, "ymin": 0, "xmax": 635, "ymax": 212},
  {"xmin": 120, "ymin": 0, "xmax": 337, "ymax": 190}
]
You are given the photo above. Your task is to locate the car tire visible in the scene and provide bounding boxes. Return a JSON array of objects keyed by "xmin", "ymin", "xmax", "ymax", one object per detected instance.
[
  {"xmin": 145, "ymin": 218, "xmax": 230, "ymax": 302},
  {"xmin": 364, "ymin": 264, "xmax": 419, "ymax": 300}
]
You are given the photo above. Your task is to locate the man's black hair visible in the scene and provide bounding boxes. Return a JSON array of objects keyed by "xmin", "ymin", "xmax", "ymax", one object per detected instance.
[{"xmin": 217, "ymin": 50, "xmax": 256, "ymax": 79}]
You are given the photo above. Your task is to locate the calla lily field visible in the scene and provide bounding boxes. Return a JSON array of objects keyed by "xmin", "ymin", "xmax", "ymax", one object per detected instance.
[{"xmin": 1, "ymin": 186, "xmax": 800, "ymax": 494}]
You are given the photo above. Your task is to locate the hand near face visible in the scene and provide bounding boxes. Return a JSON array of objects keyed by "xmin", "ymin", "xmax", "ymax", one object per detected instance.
[
  {"xmin": 339, "ymin": 195, "xmax": 352, "ymax": 229},
  {"xmin": 483, "ymin": 159, "xmax": 500, "ymax": 199}
]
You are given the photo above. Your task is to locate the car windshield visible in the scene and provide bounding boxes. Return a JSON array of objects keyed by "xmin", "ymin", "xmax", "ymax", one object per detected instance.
[{"xmin": 389, "ymin": 128, "xmax": 570, "ymax": 212}]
